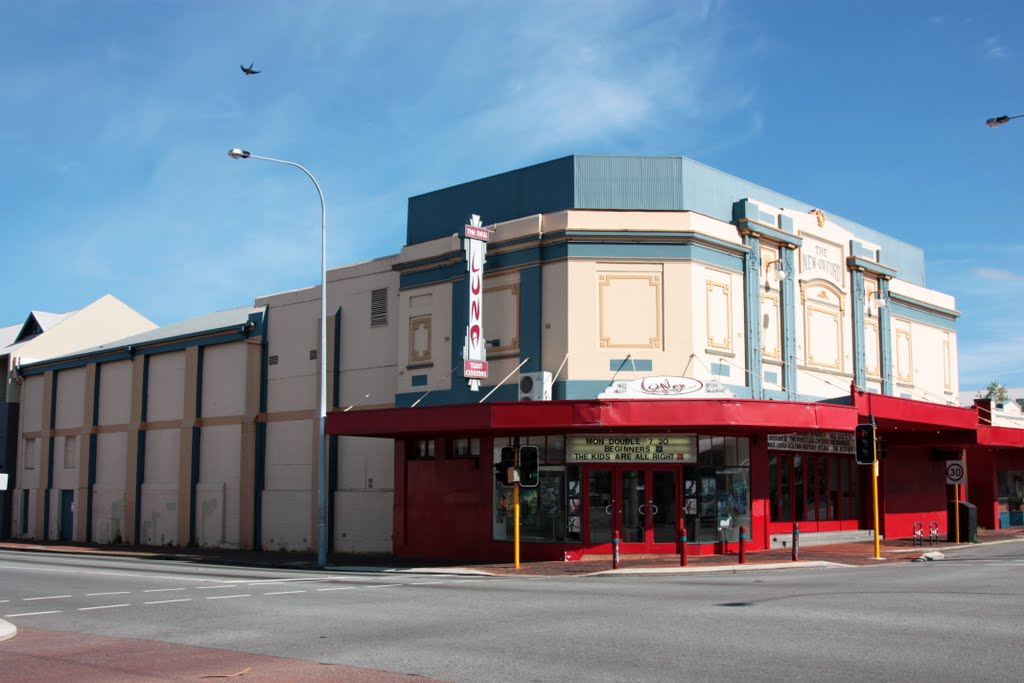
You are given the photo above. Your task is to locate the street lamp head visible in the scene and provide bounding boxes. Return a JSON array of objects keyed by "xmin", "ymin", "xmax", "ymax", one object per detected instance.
[{"xmin": 228, "ymin": 148, "xmax": 251, "ymax": 159}]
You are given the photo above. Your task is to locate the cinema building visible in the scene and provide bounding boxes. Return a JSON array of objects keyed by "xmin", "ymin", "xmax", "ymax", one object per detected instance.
[{"xmin": 11, "ymin": 156, "xmax": 1024, "ymax": 560}]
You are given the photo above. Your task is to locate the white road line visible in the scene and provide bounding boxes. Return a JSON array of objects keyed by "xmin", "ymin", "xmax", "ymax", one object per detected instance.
[
  {"xmin": 363, "ymin": 584, "xmax": 404, "ymax": 589},
  {"xmin": 409, "ymin": 581, "xmax": 448, "ymax": 585},
  {"xmin": 316, "ymin": 586, "xmax": 358, "ymax": 592},
  {"xmin": 24, "ymin": 595, "xmax": 71, "ymax": 601},
  {"xmin": 0, "ymin": 600, "xmax": 8, "ymax": 604},
  {"xmin": 143, "ymin": 588, "xmax": 187, "ymax": 593},
  {"xmin": 78, "ymin": 604, "xmax": 130, "ymax": 611},
  {"xmin": 243, "ymin": 578, "xmax": 323, "ymax": 586},
  {"xmin": 264, "ymin": 590, "xmax": 306, "ymax": 596},
  {"xmin": 5, "ymin": 610, "xmax": 62, "ymax": 617},
  {"xmin": 0, "ymin": 562, "xmax": 239, "ymax": 583},
  {"xmin": 145, "ymin": 598, "xmax": 193, "ymax": 605},
  {"xmin": 196, "ymin": 585, "xmax": 237, "ymax": 590},
  {"xmin": 86, "ymin": 591, "xmax": 132, "ymax": 597},
  {"xmin": 206, "ymin": 594, "xmax": 251, "ymax": 600}
]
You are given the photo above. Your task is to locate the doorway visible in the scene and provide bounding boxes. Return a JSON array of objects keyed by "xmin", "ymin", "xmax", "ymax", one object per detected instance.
[
  {"xmin": 59, "ymin": 490, "xmax": 74, "ymax": 541},
  {"xmin": 586, "ymin": 468, "xmax": 677, "ymax": 552}
]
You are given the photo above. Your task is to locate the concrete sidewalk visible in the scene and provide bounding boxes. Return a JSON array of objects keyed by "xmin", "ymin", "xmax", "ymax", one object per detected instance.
[{"xmin": 2, "ymin": 526, "xmax": 1022, "ymax": 578}]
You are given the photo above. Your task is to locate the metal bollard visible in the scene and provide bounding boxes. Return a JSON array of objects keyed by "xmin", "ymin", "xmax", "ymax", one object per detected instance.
[
  {"xmin": 612, "ymin": 530, "xmax": 620, "ymax": 570},
  {"xmin": 913, "ymin": 521, "xmax": 923, "ymax": 547},
  {"xmin": 739, "ymin": 526, "xmax": 747, "ymax": 564},
  {"xmin": 680, "ymin": 525, "xmax": 688, "ymax": 567},
  {"xmin": 929, "ymin": 521, "xmax": 939, "ymax": 546},
  {"xmin": 792, "ymin": 522, "xmax": 800, "ymax": 562}
]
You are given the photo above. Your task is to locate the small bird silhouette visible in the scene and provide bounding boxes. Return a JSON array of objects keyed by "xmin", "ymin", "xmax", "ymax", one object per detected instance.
[{"xmin": 241, "ymin": 62, "xmax": 261, "ymax": 75}]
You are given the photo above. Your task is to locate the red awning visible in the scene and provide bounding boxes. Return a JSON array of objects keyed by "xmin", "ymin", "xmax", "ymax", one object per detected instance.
[{"xmin": 327, "ymin": 398, "xmax": 860, "ymax": 438}]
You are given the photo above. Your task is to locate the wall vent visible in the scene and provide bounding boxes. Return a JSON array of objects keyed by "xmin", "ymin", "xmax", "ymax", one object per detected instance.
[
  {"xmin": 371, "ymin": 288, "xmax": 388, "ymax": 327},
  {"xmin": 268, "ymin": 355, "xmax": 279, "ymax": 366},
  {"xmin": 309, "ymin": 350, "xmax": 318, "ymax": 360}
]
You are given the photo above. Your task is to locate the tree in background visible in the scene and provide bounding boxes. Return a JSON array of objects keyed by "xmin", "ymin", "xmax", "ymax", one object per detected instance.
[{"xmin": 982, "ymin": 381, "xmax": 1010, "ymax": 402}]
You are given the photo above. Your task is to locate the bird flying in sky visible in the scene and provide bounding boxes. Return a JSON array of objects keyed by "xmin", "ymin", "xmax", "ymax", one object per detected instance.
[{"xmin": 241, "ymin": 62, "xmax": 261, "ymax": 75}]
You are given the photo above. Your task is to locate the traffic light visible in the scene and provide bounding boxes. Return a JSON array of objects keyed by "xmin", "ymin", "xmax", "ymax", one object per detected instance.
[
  {"xmin": 495, "ymin": 446, "xmax": 516, "ymax": 486},
  {"xmin": 518, "ymin": 445, "xmax": 540, "ymax": 488},
  {"xmin": 854, "ymin": 423, "xmax": 876, "ymax": 465}
]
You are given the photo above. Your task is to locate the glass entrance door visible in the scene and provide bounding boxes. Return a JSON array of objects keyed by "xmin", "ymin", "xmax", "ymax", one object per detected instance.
[{"xmin": 586, "ymin": 468, "xmax": 677, "ymax": 551}]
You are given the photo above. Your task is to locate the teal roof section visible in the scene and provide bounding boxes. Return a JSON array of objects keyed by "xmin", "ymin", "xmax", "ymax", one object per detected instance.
[{"xmin": 406, "ymin": 155, "xmax": 926, "ymax": 286}]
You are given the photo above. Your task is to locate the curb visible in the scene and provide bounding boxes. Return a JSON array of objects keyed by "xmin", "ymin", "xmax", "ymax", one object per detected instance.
[
  {"xmin": 581, "ymin": 560, "xmax": 852, "ymax": 576},
  {"xmin": 0, "ymin": 619, "xmax": 17, "ymax": 642}
]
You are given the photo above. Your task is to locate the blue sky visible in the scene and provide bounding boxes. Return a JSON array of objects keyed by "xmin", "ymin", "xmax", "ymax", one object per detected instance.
[{"xmin": 2, "ymin": 0, "xmax": 1022, "ymax": 389}]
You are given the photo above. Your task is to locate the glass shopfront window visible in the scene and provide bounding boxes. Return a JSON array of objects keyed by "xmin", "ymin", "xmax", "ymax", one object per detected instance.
[
  {"xmin": 492, "ymin": 433, "xmax": 752, "ymax": 547},
  {"xmin": 768, "ymin": 452, "xmax": 859, "ymax": 524}
]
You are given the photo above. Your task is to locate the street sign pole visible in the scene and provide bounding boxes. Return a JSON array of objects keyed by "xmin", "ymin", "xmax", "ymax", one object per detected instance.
[{"xmin": 954, "ymin": 483, "xmax": 960, "ymax": 544}]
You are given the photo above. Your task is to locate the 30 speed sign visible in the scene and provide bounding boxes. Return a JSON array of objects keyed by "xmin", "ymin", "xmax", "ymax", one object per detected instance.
[{"xmin": 946, "ymin": 460, "xmax": 967, "ymax": 485}]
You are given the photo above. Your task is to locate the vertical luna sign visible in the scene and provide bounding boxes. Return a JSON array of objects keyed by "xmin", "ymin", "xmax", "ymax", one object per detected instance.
[{"xmin": 463, "ymin": 214, "xmax": 489, "ymax": 390}]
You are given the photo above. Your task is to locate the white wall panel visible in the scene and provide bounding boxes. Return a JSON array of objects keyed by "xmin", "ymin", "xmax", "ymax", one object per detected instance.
[
  {"xmin": 335, "ymin": 491, "xmax": 392, "ymax": 553},
  {"xmin": 54, "ymin": 366, "xmax": 86, "ymax": 429},
  {"xmin": 98, "ymin": 360, "xmax": 133, "ymax": 425},
  {"xmin": 140, "ymin": 483, "xmax": 178, "ymax": 545},
  {"xmin": 92, "ymin": 486, "xmax": 125, "ymax": 543},
  {"xmin": 265, "ymin": 421, "xmax": 312, "ymax": 490},
  {"xmin": 143, "ymin": 429, "xmax": 180, "ymax": 483},
  {"xmin": 21, "ymin": 376, "xmax": 43, "ymax": 432},
  {"xmin": 146, "ymin": 351, "xmax": 185, "ymax": 421},
  {"xmin": 95, "ymin": 433, "xmax": 127, "ymax": 486},
  {"xmin": 201, "ymin": 343, "xmax": 246, "ymax": 417},
  {"xmin": 198, "ymin": 425, "xmax": 241, "ymax": 547},
  {"xmin": 261, "ymin": 490, "xmax": 311, "ymax": 551}
]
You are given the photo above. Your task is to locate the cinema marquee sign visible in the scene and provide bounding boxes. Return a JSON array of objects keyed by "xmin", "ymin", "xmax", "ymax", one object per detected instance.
[
  {"xmin": 462, "ymin": 214, "xmax": 489, "ymax": 390},
  {"xmin": 567, "ymin": 434, "xmax": 697, "ymax": 463}
]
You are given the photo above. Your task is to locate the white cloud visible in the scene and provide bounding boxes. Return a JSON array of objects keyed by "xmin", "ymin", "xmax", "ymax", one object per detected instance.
[
  {"xmin": 974, "ymin": 267, "xmax": 1024, "ymax": 283},
  {"xmin": 984, "ymin": 36, "xmax": 1010, "ymax": 60}
]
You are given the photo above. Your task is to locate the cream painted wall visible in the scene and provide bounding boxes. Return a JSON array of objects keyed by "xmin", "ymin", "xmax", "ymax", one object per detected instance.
[
  {"xmin": 397, "ymin": 282, "xmax": 452, "ymax": 395},
  {"xmin": 202, "ymin": 343, "xmax": 246, "ymax": 417},
  {"xmin": 147, "ymin": 352, "xmax": 185, "ymax": 421},
  {"xmin": 140, "ymin": 428, "xmax": 179, "ymax": 545},
  {"xmin": 99, "ymin": 360, "xmax": 132, "ymax": 425},
  {"xmin": 198, "ymin": 424, "xmax": 241, "ymax": 547}
]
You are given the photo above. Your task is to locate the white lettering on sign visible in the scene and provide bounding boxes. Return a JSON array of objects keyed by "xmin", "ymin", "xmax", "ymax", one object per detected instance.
[
  {"xmin": 567, "ymin": 434, "xmax": 696, "ymax": 463},
  {"xmin": 462, "ymin": 214, "xmax": 488, "ymax": 390},
  {"xmin": 767, "ymin": 432, "xmax": 855, "ymax": 454}
]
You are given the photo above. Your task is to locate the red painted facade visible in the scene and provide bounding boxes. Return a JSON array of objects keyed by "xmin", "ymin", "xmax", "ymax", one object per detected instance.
[{"xmin": 329, "ymin": 390, "xmax": 1024, "ymax": 562}]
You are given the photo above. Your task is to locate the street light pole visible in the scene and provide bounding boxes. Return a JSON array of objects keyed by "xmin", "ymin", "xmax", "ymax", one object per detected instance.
[
  {"xmin": 985, "ymin": 113, "xmax": 1024, "ymax": 128},
  {"xmin": 228, "ymin": 148, "xmax": 329, "ymax": 569}
]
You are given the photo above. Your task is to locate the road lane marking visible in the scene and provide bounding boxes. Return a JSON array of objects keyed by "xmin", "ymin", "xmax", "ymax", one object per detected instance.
[
  {"xmin": 5, "ymin": 610, "xmax": 62, "ymax": 617},
  {"xmin": 264, "ymin": 590, "xmax": 306, "ymax": 596},
  {"xmin": 206, "ymin": 594, "xmax": 251, "ymax": 600},
  {"xmin": 24, "ymin": 595, "xmax": 71, "ymax": 601},
  {"xmin": 78, "ymin": 604, "xmax": 130, "ymax": 611},
  {"xmin": 317, "ymin": 586, "xmax": 358, "ymax": 592},
  {"xmin": 143, "ymin": 588, "xmax": 187, "ymax": 593},
  {"xmin": 145, "ymin": 598, "xmax": 193, "ymax": 605},
  {"xmin": 0, "ymin": 562, "xmax": 246, "ymax": 584},
  {"xmin": 86, "ymin": 591, "xmax": 132, "ymax": 597},
  {"xmin": 196, "ymin": 585, "xmax": 237, "ymax": 590},
  {"xmin": 363, "ymin": 584, "xmax": 404, "ymax": 589}
]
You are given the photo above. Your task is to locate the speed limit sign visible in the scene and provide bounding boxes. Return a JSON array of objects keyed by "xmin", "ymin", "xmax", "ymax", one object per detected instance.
[{"xmin": 946, "ymin": 460, "xmax": 966, "ymax": 485}]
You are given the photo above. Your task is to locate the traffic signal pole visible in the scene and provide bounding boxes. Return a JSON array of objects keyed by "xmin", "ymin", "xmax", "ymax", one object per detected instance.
[
  {"xmin": 513, "ymin": 447, "xmax": 520, "ymax": 569},
  {"xmin": 871, "ymin": 416, "xmax": 881, "ymax": 560}
]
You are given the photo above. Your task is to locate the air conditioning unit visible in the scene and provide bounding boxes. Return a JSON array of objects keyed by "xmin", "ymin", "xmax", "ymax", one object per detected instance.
[{"xmin": 518, "ymin": 371, "xmax": 553, "ymax": 401}]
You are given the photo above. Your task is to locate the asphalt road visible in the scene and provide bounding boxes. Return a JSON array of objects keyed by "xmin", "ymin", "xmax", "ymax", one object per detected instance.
[{"xmin": 2, "ymin": 541, "xmax": 1023, "ymax": 682}]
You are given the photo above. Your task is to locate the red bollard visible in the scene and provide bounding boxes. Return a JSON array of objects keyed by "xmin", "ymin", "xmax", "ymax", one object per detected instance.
[
  {"xmin": 739, "ymin": 525, "xmax": 747, "ymax": 564},
  {"xmin": 679, "ymin": 523, "xmax": 688, "ymax": 567},
  {"xmin": 612, "ymin": 530, "xmax": 621, "ymax": 570},
  {"xmin": 792, "ymin": 522, "xmax": 800, "ymax": 562}
]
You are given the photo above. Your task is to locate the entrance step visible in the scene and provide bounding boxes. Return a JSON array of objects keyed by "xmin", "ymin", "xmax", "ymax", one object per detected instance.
[{"xmin": 769, "ymin": 529, "xmax": 875, "ymax": 549}]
